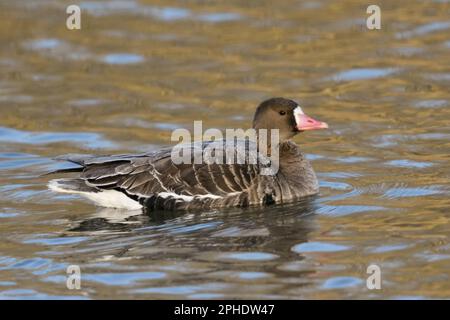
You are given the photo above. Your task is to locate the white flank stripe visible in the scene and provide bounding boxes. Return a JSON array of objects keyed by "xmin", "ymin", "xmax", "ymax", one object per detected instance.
[
  {"xmin": 48, "ymin": 179, "xmax": 142, "ymax": 210},
  {"xmin": 49, "ymin": 180, "xmax": 236, "ymax": 209},
  {"xmin": 158, "ymin": 192, "xmax": 223, "ymax": 202}
]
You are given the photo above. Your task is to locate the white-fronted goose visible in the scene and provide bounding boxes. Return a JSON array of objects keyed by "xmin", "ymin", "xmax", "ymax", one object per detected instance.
[{"xmin": 48, "ymin": 98, "xmax": 328, "ymax": 210}]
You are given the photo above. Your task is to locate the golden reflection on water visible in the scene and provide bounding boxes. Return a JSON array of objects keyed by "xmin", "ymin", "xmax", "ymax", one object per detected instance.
[{"xmin": 0, "ymin": 0, "xmax": 449, "ymax": 299}]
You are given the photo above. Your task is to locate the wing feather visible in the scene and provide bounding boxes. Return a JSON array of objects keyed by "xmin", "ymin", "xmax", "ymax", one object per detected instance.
[{"xmin": 68, "ymin": 141, "xmax": 264, "ymax": 206}]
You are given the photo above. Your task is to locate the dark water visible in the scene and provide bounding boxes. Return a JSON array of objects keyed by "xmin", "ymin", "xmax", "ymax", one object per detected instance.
[{"xmin": 0, "ymin": 0, "xmax": 450, "ymax": 299}]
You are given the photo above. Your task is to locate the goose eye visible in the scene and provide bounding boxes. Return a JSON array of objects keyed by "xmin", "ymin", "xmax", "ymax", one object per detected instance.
[{"xmin": 279, "ymin": 110, "xmax": 286, "ymax": 115}]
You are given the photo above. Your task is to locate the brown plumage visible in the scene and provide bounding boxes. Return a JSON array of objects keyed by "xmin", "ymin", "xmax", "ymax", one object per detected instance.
[{"xmin": 48, "ymin": 98, "xmax": 328, "ymax": 211}]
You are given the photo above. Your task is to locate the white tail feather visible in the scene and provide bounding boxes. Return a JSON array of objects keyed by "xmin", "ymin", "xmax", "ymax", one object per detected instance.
[{"xmin": 48, "ymin": 179, "xmax": 142, "ymax": 210}]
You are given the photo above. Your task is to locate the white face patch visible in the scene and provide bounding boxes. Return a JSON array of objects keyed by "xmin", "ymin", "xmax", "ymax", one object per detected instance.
[
  {"xmin": 293, "ymin": 105, "xmax": 304, "ymax": 116},
  {"xmin": 293, "ymin": 106, "xmax": 304, "ymax": 126}
]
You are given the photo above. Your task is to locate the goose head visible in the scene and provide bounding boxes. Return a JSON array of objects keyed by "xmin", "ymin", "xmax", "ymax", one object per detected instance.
[{"xmin": 252, "ymin": 97, "xmax": 328, "ymax": 143}]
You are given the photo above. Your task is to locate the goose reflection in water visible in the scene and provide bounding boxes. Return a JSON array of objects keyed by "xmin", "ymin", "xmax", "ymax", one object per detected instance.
[{"xmin": 68, "ymin": 196, "xmax": 319, "ymax": 266}]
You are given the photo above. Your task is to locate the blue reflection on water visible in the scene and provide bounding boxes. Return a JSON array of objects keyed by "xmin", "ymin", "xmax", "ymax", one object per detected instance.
[
  {"xmin": 0, "ymin": 127, "xmax": 115, "ymax": 149},
  {"xmin": 332, "ymin": 68, "xmax": 396, "ymax": 81},
  {"xmin": 385, "ymin": 159, "xmax": 434, "ymax": 169},
  {"xmin": 25, "ymin": 38, "xmax": 62, "ymax": 50},
  {"xmin": 198, "ymin": 12, "xmax": 241, "ymax": 23},
  {"xmin": 292, "ymin": 242, "xmax": 350, "ymax": 253},
  {"xmin": 382, "ymin": 187, "xmax": 443, "ymax": 199},
  {"xmin": 102, "ymin": 53, "xmax": 145, "ymax": 65},
  {"xmin": 322, "ymin": 276, "xmax": 363, "ymax": 289},
  {"xmin": 396, "ymin": 21, "xmax": 450, "ymax": 39}
]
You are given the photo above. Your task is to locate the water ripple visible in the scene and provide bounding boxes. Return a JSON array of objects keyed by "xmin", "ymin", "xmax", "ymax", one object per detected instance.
[
  {"xmin": 83, "ymin": 272, "xmax": 166, "ymax": 285},
  {"xmin": 101, "ymin": 53, "xmax": 145, "ymax": 65},
  {"xmin": 24, "ymin": 236, "xmax": 88, "ymax": 246},
  {"xmin": 396, "ymin": 21, "xmax": 450, "ymax": 39},
  {"xmin": 370, "ymin": 244, "xmax": 410, "ymax": 253},
  {"xmin": 220, "ymin": 252, "xmax": 279, "ymax": 261},
  {"xmin": 321, "ymin": 276, "xmax": 363, "ymax": 289},
  {"xmin": 385, "ymin": 159, "xmax": 434, "ymax": 169},
  {"xmin": 331, "ymin": 68, "xmax": 397, "ymax": 81},
  {"xmin": 382, "ymin": 187, "xmax": 443, "ymax": 199},
  {"xmin": 317, "ymin": 205, "xmax": 386, "ymax": 216},
  {"xmin": 413, "ymin": 99, "xmax": 448, "ymax": 109},
  {"xmin": 0, "ymin": 127, "xmax": 115, "ymax": 149},
  {"xmin": 292, "ymin": 242, "xmax": 350, "ymax": 253}
]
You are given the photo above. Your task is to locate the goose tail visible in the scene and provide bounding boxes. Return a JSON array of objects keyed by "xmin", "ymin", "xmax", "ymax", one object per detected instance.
[{"xmin": 48, "ymin": 179, "xmax": 143, "ymax": 210}]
